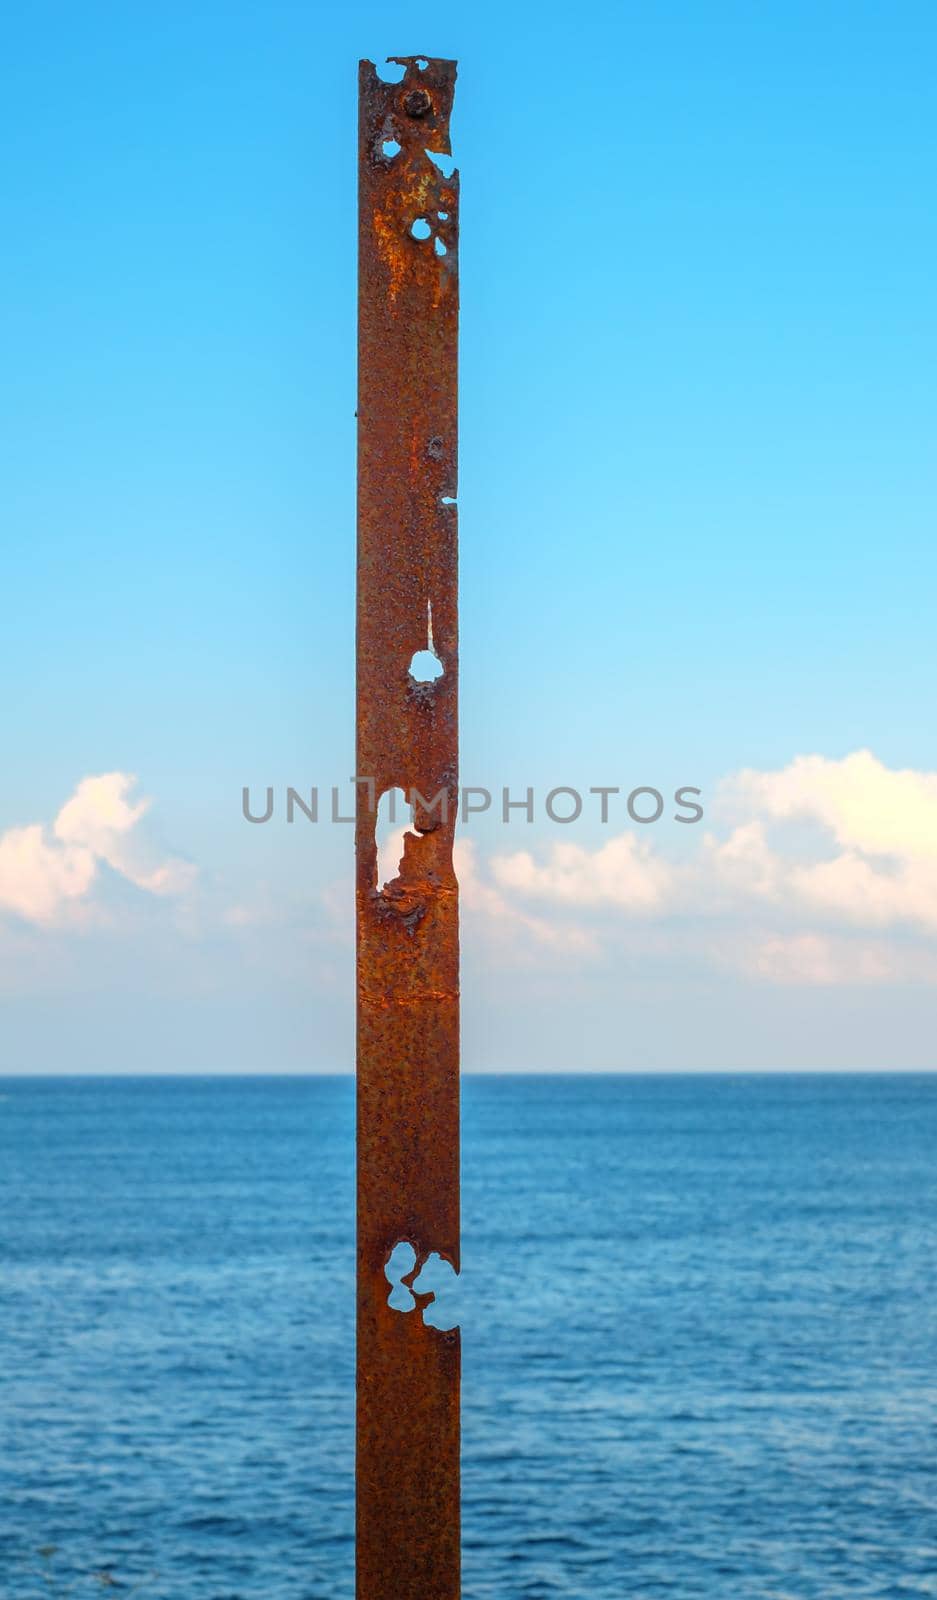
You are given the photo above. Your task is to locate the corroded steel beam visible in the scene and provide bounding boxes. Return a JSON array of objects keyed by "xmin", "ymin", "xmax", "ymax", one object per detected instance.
[{"xmin": 356, "ymin": 55, "xmax": 460, "ymax": 1600}]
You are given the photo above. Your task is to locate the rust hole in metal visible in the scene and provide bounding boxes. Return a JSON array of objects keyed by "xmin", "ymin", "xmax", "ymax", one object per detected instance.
[
  {"xmin": 375, "ymin": 787, "xmax": 411, "ymax": 890},
  {"xmin": 409, "ymin": 648, "xmax": 444, "ymax": 682},
  {"xmin": 425, "ymin": 148, "xmax": 456, "ymax": 178},
  {"xmin": 408, "ymin": 599, "xmax": 444, "ymax": 684},
  {"xmin": 385, "ymin": 1240, "xmax": 419, "ymax": 1311},
  {"xmin": 385, "ymin": 1241, "xmax": 462, "ymax": 1332},
  {"xmin": 374, "ymin": 59, "xmax": 406, "ymax": 83},
  {"xmin": 412, "ymin": 1252, "xmax": 461, "ymax": 1332}
]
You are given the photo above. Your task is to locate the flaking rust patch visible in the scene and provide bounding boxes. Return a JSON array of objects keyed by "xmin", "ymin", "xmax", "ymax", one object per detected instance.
[{"xmin": 371, "ymin": 210, "xmax": 407, "ymax": 306}]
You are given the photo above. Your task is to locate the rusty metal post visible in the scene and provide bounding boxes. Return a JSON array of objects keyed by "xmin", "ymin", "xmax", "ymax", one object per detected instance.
[{"xmin": 356, "ymin": 55, "xmax": 460, "ymax": 1600}]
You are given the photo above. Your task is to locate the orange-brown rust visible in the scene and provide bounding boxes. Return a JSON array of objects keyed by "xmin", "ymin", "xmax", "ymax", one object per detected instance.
[{"xmin": 357, "ymin": 55, "xmax": 460, "ymax": 1600}]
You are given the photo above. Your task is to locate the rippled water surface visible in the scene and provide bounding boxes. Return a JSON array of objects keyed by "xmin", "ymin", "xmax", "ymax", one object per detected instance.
[{"xmin": 1, "ymin": 1074, "xmax": 936, "ymax": 1597}]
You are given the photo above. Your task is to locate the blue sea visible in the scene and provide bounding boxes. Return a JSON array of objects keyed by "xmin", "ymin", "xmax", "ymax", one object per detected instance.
[{"xmin": 1, "ymin": 1074, "xmax": 935, "ymax": 1598}]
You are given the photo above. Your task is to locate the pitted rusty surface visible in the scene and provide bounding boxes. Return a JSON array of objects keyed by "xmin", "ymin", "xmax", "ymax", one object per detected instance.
[{"xmin": 356, "ymin": 56, "xmax": 460, "ymax": 1600}]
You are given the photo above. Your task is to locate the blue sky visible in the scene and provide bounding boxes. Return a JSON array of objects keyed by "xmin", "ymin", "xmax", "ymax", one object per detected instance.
[{"xmin": 1, "ymin": 1, "xmax": 935, "ymax": 1071}]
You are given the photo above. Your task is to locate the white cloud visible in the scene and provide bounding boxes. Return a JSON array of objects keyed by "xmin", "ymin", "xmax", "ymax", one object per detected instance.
[
  {"xmin": 724, "ymin": 749, "xmax": 937, "ymax": 861},
  {"xmin": 703, "ymin": 821, "xmax": 781, "ymax": 901},
  {"xmin": 0, "ymin": 825, "xmax": 96, "ymax": 924},
  {"xmin": 791, "ymin": 851, "xmax": 937, "ymax": 930},
  {"xmin": 477, "ymin": 750, "xmax": 937, "ymax": 984},
  {"xmin": 491, "ymin": 835, "xmax": 674, "ymax": 911},
  {"xmin": 733, "ymin": 932, "xmax": 937, "ymax": 988},
  {"xmin": 717, "ymin": 751, "xmax": 937, "ymax": 932},
  {"xmin": 456, "ymin": 840, "xmax": 596, "ymax": 959},
  {"xmin": 0, "ymin": 773, "xmax": 195, "ymax": 926}
]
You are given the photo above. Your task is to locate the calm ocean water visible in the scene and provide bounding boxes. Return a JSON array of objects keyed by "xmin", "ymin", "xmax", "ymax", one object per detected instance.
[{"xmin": 1, "ymin": 1074, "xmax": 935, "ymax": 1598}]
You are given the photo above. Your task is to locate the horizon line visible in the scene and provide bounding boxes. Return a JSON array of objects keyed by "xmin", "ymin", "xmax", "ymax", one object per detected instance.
[{"xmin": 0, "ymin": 1067, "xmax": 934, "ymax": 1080}]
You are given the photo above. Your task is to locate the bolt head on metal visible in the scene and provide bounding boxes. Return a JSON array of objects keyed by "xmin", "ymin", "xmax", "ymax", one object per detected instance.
[{"xmin": 403, "ymin": 87, "xmax": 432, "ymax": 118}]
